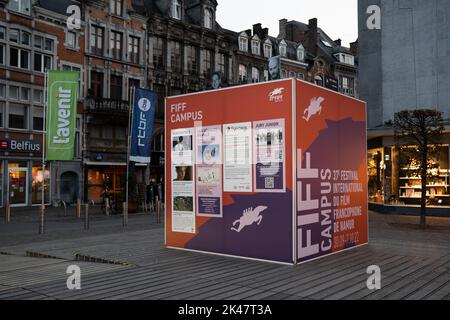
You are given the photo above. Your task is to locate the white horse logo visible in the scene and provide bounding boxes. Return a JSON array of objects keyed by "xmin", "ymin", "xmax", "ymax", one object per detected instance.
[
  {"xmin": 303, "ymin": 97, "xmax": 324, "ymax": 122},
  {"xmin": 231, "ymin": 206, "xmax": 268, "ymax": 233}
]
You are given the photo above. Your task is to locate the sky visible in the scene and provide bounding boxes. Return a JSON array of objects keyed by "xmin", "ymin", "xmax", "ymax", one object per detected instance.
[{"xmin": 216, "ymin": 0, "xmax": 358, "ymax": 47}]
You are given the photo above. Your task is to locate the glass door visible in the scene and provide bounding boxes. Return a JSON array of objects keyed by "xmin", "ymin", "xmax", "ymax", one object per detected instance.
[{"xmin": 8, "ymin": 168, "xmax": 28, "ymax": 206}]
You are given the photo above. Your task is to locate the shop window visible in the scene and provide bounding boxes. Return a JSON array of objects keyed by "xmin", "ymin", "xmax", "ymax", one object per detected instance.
[
  {"xmin": 31, "ymin": 164, "xmax": 50, "ymax": 205},
  {"xmin": 368, "ymin": 148, "xmax": 384, "ymax": 204},
  {"xmin": 87, "ymin": 167, "xmax": 125, "ymax": 205},
  {"xmin": 398, "ymin": 145, "xmax": 450, "ymax": 206}
]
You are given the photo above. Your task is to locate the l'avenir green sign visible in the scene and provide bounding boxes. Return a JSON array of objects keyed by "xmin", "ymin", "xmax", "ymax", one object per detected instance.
[{"xmin": 46, "ymin": 70, "xmax": 79, "ymax": 161}]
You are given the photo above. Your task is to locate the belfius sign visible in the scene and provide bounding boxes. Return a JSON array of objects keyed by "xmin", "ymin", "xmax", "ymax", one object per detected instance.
[
  {"xmin": 165, "ymin": 79, "xmax": 368, "ymax": 265},
  {"xmin": 46, "ymin": 70, "xmax": 79, "ymax": 161}
]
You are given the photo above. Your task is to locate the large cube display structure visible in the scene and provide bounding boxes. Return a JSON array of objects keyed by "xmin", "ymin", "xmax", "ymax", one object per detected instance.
[{"xmin": 165, "ymin": 79, "xmax": 368, "ymax": 265}]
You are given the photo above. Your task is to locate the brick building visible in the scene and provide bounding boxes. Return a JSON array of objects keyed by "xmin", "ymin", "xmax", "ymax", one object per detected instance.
[
  {"xmin": 82, "ymin": 0, "xmax": 147, "ymax": 205},
  {"xmin": 0, "ymin": 0, "xmax": 84, "ymax": 207}
]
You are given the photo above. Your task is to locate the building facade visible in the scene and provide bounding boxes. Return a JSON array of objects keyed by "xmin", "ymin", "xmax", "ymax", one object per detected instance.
[
  {"xmin": 0, "ymin": 0, "xmax": 84, "ymax": 207},
  {"xmin": 0, "ymin": 0, "xmax": 359, "ymax": 208},
  {"xmin": 359, "ymin": 0, "xmax": 450, "ymax": 210},
  {"xmin": 82, "ymin": 0, "xmax": 147, "ymax": 205},
  {"xmin": 139, "ymin": 0, "xmax": 235, "ymax": 181}
]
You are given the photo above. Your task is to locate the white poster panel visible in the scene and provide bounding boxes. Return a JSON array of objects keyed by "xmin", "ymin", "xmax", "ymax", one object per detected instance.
[
  {"xmin": 223, "ymin": 122, "xmax": 253, "ymax": 193},
  {"xmin": 171, "ymin": 128, "xmax": 195, "ymax": 233},
  {"xmin": 196, "ymin": 125, "xmax": 223, "ymax": 217}
]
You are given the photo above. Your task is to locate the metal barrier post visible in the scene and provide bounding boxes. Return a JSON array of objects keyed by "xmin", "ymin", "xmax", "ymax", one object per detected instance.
[
  {"xmin": 84, "ymin": 203, "xmax": 89, "ymax": 230},
  {"xmin": 123, "ymin": 202, "xmax": 128, "ymax": 227},
  {"xmin": 105, "ymin": 197, "xmax": 110, "ymax": 216},
  {"xmin": 39, "ymin": 204, "xmax": 45, "ymax": 235},
  {"xmin": 76, "ymin": 199, "xmax": 81, "ymax": 219},
  {"xmin": 4, "ymin": 199, "xmax": 10, "ymax": 224}
]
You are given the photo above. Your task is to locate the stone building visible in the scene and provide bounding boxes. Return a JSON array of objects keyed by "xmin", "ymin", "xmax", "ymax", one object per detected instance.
[
  {"xmin": 359, "ymin": 0, "xmax": 450, "ymax": 212},
  {"xmin": 278, "ymin": 18, "xmax": 359, "ymax": 97},
  {"xmin": 133, "ymin": 0, "xmax": 235, "ymax": 180}
]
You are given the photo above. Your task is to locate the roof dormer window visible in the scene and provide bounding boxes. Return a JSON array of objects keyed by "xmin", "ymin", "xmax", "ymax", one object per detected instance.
[
  {"xmin": 7, "ymin": 0, "xmax": 31, "ymax": 16},
  {"xmin": 251, "ymin": 36, "xmax": 260, "ymax": 55},
  {"xmin": 335, "ymin": 53, "xmax": 355, "ymax": 66},
  {"xmin": 297, "ymin": 44, "xmax": 305, "ymax": 61},
  {"xmin": 172, "ymin": 0, "xmax": 182, "ymax": 20},
  {"xmin": 204, "ymin": 8, "xmax": 213, "ymax": 29},
  {"xmin": 263, "ymin": 39, "xmax": 272, "ymax": 58},
  {"xmin": 239, "ymin": 33, "xmax": 248, "ymax": 52},
  {"xmin": 279, "ymin": 40, "xmax": 287, "ymax": 57}
]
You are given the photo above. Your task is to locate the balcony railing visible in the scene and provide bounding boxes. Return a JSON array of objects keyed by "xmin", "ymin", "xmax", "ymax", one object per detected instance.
[{"xmin": 85, "ymin": 96, "xmax": 129, "ymax": 114}]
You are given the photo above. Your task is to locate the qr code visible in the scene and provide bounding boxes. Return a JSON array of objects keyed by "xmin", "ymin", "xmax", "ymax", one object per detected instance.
[{"xmin": 265, "ymin": 177, "xmax": 274, "ymax": 189}]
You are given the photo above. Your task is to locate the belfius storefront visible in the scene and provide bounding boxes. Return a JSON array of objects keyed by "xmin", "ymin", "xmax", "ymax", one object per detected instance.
[{"xmin": 165, "ymin": 79, "xmax": 368, "ymax": 264}]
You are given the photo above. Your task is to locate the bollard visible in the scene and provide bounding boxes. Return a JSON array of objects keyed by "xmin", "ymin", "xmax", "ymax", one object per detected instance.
[
  {"xmin": 105, "ymin": 197, "xmax": 110, "ymax": 216},
  {"xmin": 39, "ymin": 204, "xmax": 45, "ymax": 235},
  {"xmin": 4, "ymin": 200, "xmax": 10, "ymax": 224},
  {"xmin": 84, "ymin": 203, "xmax": 89, "ymax": 230},
  {"xmin": 123, "ymin": 202, "xmax": 128, "ymax": 227},
  {"xmin": 76, "ymin": 199, "xmax": 81, "ymax": 219},
  {"xmin": 62, "ymin": 201, "xmax": 67, "ymax": 217},
  {"xmin": 156, "ymin": 199, "xmax": 161, "ymax": 224}
]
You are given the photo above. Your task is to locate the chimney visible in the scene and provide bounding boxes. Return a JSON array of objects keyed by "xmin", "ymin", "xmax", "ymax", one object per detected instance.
[
  {"xmin": 350, "ymin": 40, "xmax": 358, "ymax": 55},
  {"xmin": 308, "ymin": 18, "xmax": 317, "ymax": 29},
  {"xmin": 334, "ymin": 39, "xmax": 341, "ymax": 46},
  {"xmin": 279, "ymin": 19, "xmax": 287, "ymax": 39},
  {"xmin": 253, "ymin": 23, "xmax": 262, "ymax": 37},
  {"xmin": 307, "ymin": 18, "xmax": 318, "ymax": 56},
  {"xmin": 262, "ymin": 28, "xmax": 269, "ymax": 38}
]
